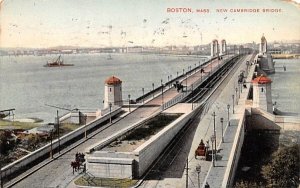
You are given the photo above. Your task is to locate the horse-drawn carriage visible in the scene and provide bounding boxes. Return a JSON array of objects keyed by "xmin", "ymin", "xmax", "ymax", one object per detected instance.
[
  {"xmin": 195, "ymin": 139, "xmax": 209, "ymax": 160},
  {"xmin": 71, "ymin": 152, "xmax": 86, "ymax": 174}
]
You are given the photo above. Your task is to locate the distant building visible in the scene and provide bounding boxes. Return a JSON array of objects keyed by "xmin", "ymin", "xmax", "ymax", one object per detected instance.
[{"xmin": 268, "ymin": 48, "xmax": 282, "ymax": 54}]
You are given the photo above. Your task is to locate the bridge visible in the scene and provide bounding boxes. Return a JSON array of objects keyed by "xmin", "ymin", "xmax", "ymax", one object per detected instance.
[{"xmin": 1, "ymin": 49, "xmax": 299, "ymax": 188}]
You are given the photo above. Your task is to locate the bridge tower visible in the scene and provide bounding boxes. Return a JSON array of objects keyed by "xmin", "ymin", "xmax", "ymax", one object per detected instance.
[
  {"xmin": 252, "ymin": 75, "xmax": 273, "ymax": 113},
  {"xmin": 259, "ymin": 35, "xmax": 267, "ymax": 55},
  {"xmin": 104, "ymin": 76, "xmax": 123, "ymax": 108},
  {"xmin": 220, "ymin": 39, "xmax": 226, "ymax": 55},
  {"xmin": 211, "ymin": 39, "xmax": 219, "ymax": 57}
]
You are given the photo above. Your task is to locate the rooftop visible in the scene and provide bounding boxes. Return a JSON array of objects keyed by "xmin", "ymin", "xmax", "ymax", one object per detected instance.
[
  {"xmin": 252, "ymin": 75, "xmax": 272, "ymax": 84},
  {"xmin": 105, "ymin": 76, "xmax": 122, "ymax": 85}
]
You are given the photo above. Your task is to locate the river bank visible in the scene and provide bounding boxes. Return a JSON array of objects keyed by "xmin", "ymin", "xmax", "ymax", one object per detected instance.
[{"xmin": 272, "ymin": 54, "xmax": 300, "ymax": 59}]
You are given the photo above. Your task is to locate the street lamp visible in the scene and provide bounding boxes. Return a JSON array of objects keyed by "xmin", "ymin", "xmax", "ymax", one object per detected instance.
[
  {"xmin": 227, "ymin": 104, "xmax": 230, "ymax": 126},
  {"xmin": 50, "ymin": 130, "xmax": 53, "ymax": 159},
  {"xmin": 128, "ymin": 94, "xmax": 131, "ymax": 112},
  {"xmin": 56, "ymin": 110, "xmax": 60, "ymax": 154},
  {"xmin": 236, "ymin": 87, "xmax": 239, "ymax": 101},
  {"xmin": 196, "ymin": 165, "xmax": 201, "ymax": 188},
  {"xmin": 109, "ymin": 103, "xmax": 112, "ymax": 123},
  {"xmin": 220, "ymin": 117, "xmax": 224, "ymax": 143},
  {"xmin": 185, "ymin": 73, "xmax": 188, "ymax": 92},
  {"xmin": 152, "ymin": 83, "xmax": 154, "ymax": 98},
  {"xmin": 183, "ymin": 69, "xmax": 185, "ymax": 76},
  {"xmin": 191, "ymin": 84, "xmax": 194, "ymax": 110},
  {"xmin": 177, "ymin": 71, "xmax": 179, "ymax": 78},
  {"xmin": 212, "ymin": 111, "xmax": 217, "ymax": 157},
  {"xmin": 232, "ymin": 95, "xmax": 235, "ymax": 114},
  {"xmin": 142, "ymin": 88, "xmax": 144, "ymax": 104},
  {"xmin": 210, "ymin": 135, "xmax": 216, "ymax": 167},
  {"xmin": 161, "ymin": 79, "xmax": 164, "ymax": 106},
  {"xmin": 84, "ymin": 115, "xmax": 88, "ymax": 139}
]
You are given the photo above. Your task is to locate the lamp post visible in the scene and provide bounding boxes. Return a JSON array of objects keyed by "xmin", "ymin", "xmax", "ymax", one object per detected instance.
[
  {"xmin": 210, "ymin": 135, "xmax": 215, "ymax": 167},
  {"xmin": 56, "ymin": 110, "xmax": 60, "ymax": 154},
  {"xmin": 50, "ymin": 130, "xmax": 53, "ymax": 159},
  {"xmin": 152, "ymin": 83, "xmax": 154, "ymax": 98},
  {"xmin": 232, "ymin": 95, "xmax": 235, "ymax": 114},
  {"xmin": 227, "ymin": 104, "xmax": 230, "ymax": 126},
  {"xmin": 183, "ymin": 69, "xmax": 185, "ymax": 76},
  {"xmin": 109, "ymin": 103, "xmax": 112, "ymax": 124},
  {"xmin": 212, "ymin": 111, "xmax": 217, "ymax": 157},
  {"xmin": 177, "ymin": 71, "xmax": 179, "ymax": 78},
  {"xmin": 128, "ymin": 94, "xmax": 131, "ymax": 112},
  {"xmin": 185, "ymin": 157, "xmax": 189, "ymax": 188},
  {"xmin": 161, "ymin": 79, "xmax": 164, "ymax": 105},
  {"xmin": 220, "ymin": 117, "xmax": 224, "ymax": 143},
  {"xmin": 200, "ymin": 65, "xmax": 203, "ymax": 81},
  {"xmin": 142, "ymin": 88, "xmax": 144, "ymax": 104},
  {"xmin": 185, "ymin": 73, "xmax": 188, "ymax": 92},
  {"xmin": 196, "ymin": 165, "xmax": 201, "ymax": 188},
  {"xmin": 84, "ymin": 115, "xmax": 88, "ymax": 139},
  {"xmin": 236, "ymin": 86, "xmax": 239, "ymax": 101},
  {"xmin": 191, "ymin": 84, "xmax": 194, "ymax": 110}
]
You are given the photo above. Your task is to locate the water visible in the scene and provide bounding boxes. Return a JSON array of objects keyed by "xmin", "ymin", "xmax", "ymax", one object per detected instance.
[
  {"xmin": 0, "ymin": 53, "xmax": 206, "ymax": 123},
  {"xmin": 1, "ymin": 55, "xmax": 299, "ymax": 123},
  {"xmin": 269, "ymin": 59, "xmax": 300, "ymax": 115}
]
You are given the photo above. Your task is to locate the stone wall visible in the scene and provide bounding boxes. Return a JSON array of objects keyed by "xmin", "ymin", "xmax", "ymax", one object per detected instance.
[{"xmin": 135, "ymin": 110, "xmax": 195, "ymax": 177}]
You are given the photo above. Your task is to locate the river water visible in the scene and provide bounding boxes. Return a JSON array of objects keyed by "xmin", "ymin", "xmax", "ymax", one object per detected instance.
[
  {"xmin": 0, "ymin": 54, "xmax": 299, "ymax": 123},
  {"xmin": 0, "ymin": 53, "xmax": 207, "ymax": 123},
  {"xmin": 269, "ymin": 59, "xmax": 300, "ymax": 115}
]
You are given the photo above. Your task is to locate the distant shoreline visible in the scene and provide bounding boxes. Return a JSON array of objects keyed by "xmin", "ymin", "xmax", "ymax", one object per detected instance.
[{"xmin": 272, "ymin": 54, "xmax": 300, "ymax": 59}]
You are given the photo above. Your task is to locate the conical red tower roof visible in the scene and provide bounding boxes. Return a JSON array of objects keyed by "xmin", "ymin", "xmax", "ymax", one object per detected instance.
[
  {"xmin": 252, "ymin": 75, "xmax": 272, "ymax": 84},
  {"xmin": 105, "ymin": 76, "xmax": 122, "ymax": 85}
]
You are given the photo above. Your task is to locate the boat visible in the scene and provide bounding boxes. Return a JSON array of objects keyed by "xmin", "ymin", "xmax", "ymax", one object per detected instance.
[
  {"xmin": 107, "ymin": 54, "xmax": 113, "ymax": 60},
  {"xmin": 44, "ymin": 55, "xmax": 74, "ymax": 67}
]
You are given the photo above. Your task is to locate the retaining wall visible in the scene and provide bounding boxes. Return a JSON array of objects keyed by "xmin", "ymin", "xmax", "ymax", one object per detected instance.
[{"xmin": 86, "ymin": 104, "xmax": 200, "ymax": 179}]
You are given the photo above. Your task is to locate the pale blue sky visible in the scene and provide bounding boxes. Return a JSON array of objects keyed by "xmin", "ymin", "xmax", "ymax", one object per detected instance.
[{"xmin": 0, "ymin": 0, "xmax": 299, "ymax": 48}]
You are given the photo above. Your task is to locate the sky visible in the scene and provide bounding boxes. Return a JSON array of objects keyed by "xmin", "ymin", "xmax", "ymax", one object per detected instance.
[{"xmin": 0, "ymin": 0, "xmax": 299, "ymax": 48}]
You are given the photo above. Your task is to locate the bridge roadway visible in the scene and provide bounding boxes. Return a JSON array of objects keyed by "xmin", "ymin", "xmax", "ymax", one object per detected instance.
[
  {"xmin": 139, "ymin": 54, "xmax": 255, "ymax": 188},
  {"xmin": 5, "ymin": 56, "xmax": 231, "ymax": 188}
]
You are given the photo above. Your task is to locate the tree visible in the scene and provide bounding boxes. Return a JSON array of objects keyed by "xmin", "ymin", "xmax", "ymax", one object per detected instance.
[
  {"xmin": 0, "ymin": 131, "xmax": 11, "ymax": 154},
  {"xmin": 235, "ymin": 180, "xmax": 260, "ymax": 188},
  {"xmin": 261, "ymin": 144, "xmax": 300, "ymax": 188}
]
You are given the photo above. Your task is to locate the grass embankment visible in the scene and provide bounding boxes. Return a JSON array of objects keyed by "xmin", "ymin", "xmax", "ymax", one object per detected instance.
[
  {"xmin": 60, "ymin": 123, "xmax": 81, "ymax": 135},
  {"xmin": 124, "ymin": 113, "xmax": 182, "ymax": 141},
  {"xmin": 75, "ymin": 175, "xmax": 138, "ymax": 188},
  {"xmin": 0, "ymin": 120, "xmax": 39, "ymax": 130}
]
